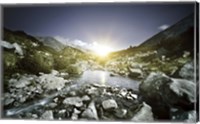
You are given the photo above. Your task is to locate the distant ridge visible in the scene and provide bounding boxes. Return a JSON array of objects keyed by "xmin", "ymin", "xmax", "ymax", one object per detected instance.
[{"xmin": 111, "ymin": 13, "xmax": 194, "ymax": 57}]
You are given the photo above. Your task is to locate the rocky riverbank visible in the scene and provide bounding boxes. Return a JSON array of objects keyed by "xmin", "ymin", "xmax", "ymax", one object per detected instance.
[{"xmin": 3, "ymin": 77, "xmax": 154, "ymax": 121}]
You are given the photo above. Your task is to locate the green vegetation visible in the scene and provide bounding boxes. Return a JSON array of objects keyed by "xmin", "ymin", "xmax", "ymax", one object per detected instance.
[{"xmin": 3, "ymin": 28, "xmax": 90, "ymax": 77}]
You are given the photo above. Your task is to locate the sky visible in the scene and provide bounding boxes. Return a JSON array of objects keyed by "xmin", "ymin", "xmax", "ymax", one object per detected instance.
[{"xmin": 3, "ymin": 3, "xmax": 195, "ymax": 51}]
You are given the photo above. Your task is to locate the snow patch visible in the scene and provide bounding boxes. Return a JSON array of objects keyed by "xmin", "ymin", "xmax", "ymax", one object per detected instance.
[
  {"xmin": 0, "ymin": 40, "xmax": 23, "ymax": 56},
  {"xmin": 12, "ymin": 43, "xmax": 23, "ymax": 56},
  {"xmin": 0, "ymin": 40, "xmax": 14, "ymax": 48}
]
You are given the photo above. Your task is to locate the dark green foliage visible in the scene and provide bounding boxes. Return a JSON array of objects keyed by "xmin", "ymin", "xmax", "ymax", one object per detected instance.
[
  {"xmin": 20, "ymin": 51, "xmax": 54, "ymax": 74},
  {"xmin": 3, "ymin": 51, "xmax": 18, "ymax": 73}
]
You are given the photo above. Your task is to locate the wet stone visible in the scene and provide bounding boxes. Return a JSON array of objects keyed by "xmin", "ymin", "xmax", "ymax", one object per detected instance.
[
  {"xmin": 41, "ymin": 110, "xmax": 54, "ymax": 120},
  {"xmin": 102, "ymin": 99, "xmax": 118, "ymax": 110}
]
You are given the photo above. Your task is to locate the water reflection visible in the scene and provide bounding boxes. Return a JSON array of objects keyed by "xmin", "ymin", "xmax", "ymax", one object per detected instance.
[
  {"xmin": 100, "ymin": 71, "xmax": 106, "ymax": 85},
  {"xmin": 76, "ymin": 70, "xmax": 139, "ymax": 90}
]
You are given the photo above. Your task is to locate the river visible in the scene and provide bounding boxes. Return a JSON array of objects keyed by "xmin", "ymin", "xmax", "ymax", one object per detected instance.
[{"xmin": 73, "ymin": 70, "xmax": 140, "ymax": 90}]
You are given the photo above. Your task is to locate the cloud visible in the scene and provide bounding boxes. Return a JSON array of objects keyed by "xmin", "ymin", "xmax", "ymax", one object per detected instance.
[
  {"xmin": 73, "ymin": 39, "xmax": 88, "ymax": 47},
  {"xmin": 54, "ymin": 35, "xmax": 94, "ymax": 50},
  {"xmin": 54, "ymin": 36, "xmax": 114, "ymax": 53},
  {"xmin": 158, "ymin": 24, "xmax": 169, "ymax": 30}
]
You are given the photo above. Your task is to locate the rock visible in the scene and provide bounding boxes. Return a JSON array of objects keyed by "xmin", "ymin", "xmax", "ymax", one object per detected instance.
[
  {"xmin": 58, "ymin": 109, "xmax": 67, "ymax": 118},
  {"xmin": 9, "ymin": 75, "xmax": 32, "ymax": 88},
  {"xmin": 71, "ymin": 113, "xmax": 79, "ymax": 120},
  {"xmin": 119, "ymin": 88, "xmax": 128, "ymax": 97},
  {"xmin": 38, "ymin": 73, "xmax": 67, "ymax": 91},
  {"xmin": 85, "ymin": 86, "xmax": 99, "ymax": 96},
  {"xmin": 41, "ymin": 110, "xmax": 54, "ymax": 120},
  {"xmin": 128, "ymin": 92, "xmax": 138, "ymax": 99},
  {"xmin": 183, "ymin": 51, "xmax": 190, "ymax": 58},
  {"xmin": 139, "ymin": 72, "xmax": 195, "ymax": 119},
  {"xmin": 131, "ymin": 102, "xmax": 154, "ymax": 122},
  {"xmin": 169, "ymin": 78, "xmax": 195, "ymax": 103},
  {"xmin": 81, "ymin": 101, "xmax": 98, "ymax": 120},
  {"xmin": 32, "ymin": 114, "xmax": 38, "ymax": 119},
  {"xmin": 91, "ymin": 83, "xmax": 107, "ymax": 88},
  {"xmin": 179, "ymin": 61, "xmax": 194, "ymax": 81},
  {"xmin": 60, "ymin": 72, "xmax": 69, "ymax": 78},
  {"xmin": 48, "ymin": 103, "xmax": 57, "ymax": 108},
  {"xmin": 69, "ymin": 91, "xmax": 76, "ymax": 96},
  {"xmin": 51, "ymin": 70, "xmax": 59, "ymax": 76},
  {"xmin": 102, "ymin": 99, "xmax": 118, "ymax": 110},
  {"xmin": 4, "ymin": 98, "xmax": 15, "ymax": 105},
  {"xmin": 59, "ymin": 109, "xmax": 66, "ymax": 114},
  {"xmin": 53, "ymin": 98, "xmax": 58, "ymax": 103},
  {"xmin": 114, "ymin": 109, "xmax": 127, "ymax": 118},
  {"xmin": 110, "ymin": 73, "xmax": 118, "ymax": 77},
  {"xmin": 171, "ymin": 109, "xmax": 196, "ymax": 122},
  {"xmin": 73, "ymin": 108, "xmax": 81, "ymax": 114},
  {"xmin": 70, "ymin": 108, "xmax": 81, "ymax": 120},
  {"xmin": 63, "ymin": 97, "xmax": 83, "ymax": 107},
  {"xmin": 128, "ymin": 68, "xmax": 143, "ymax": 79},
  {"xmin": 19, "ymin": 97, "xmax": 26, "ymax": 103},
  {"xmin": 110, "ymin": 87, "xmax": 119, "ymax": 93},
  {"xmin": 185, "ymin": 110, "xmax": 196, "ymax": 122},
  {"xmin": 81, "ymin": 95, "xmax": 91, "ymax": 101}
]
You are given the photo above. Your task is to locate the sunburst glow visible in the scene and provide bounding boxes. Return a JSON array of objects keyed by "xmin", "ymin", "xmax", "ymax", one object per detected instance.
[{"xmin": 91, "ymin": 42, "xmax": 113, "ymax": 57}]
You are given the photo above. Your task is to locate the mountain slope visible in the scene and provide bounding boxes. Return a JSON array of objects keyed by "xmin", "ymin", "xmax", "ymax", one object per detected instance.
[
  {"xmin": 36, "ymin": 36, "xmax": 65, "ymax": 51},
  {"xmin": 106, "ymin": 14, "xmax": 194, "ymax": 79},
  {"xmin": 111, "ymin": 13, "xmax": 194, "ymax": 58}
]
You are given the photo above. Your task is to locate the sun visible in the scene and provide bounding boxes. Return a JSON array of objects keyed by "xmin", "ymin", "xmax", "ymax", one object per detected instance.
[{"xmin": 92, "ymin": 42, "xmax": 113, "ymax": 57}]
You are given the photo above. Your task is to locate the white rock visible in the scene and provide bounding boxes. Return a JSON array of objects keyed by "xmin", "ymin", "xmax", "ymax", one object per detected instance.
[
  {"xmin": 71, "ymin": 113, "xmax": 78, "ymax": 120},
  {"xmin": 170, "ymin": 78, "xmax": 195, "ymax": 103},
  {"xmin": 130, "ymin": 94, "xmax": 138, "ymax": 99},
  {"xmin": 53, "ymin": 98, "xmax": 58, "ymax": 103},
  {"xmin": 131, "ymin": 102, "xmax": 154, "ymax": 122},
  {"xmin": 81, "ymin": 101, "xmax": 98, "ymax": 120},
  {"xmin": 179, "ymin": 61, "xmax": 194, "ymax": 81},
  {"xmin": 48, "ymin": 103, "xmax": 57, "ymax": 108},
  {"xmin": 38, "ymin": 72, "xmax": 68, "ymax": 91},
  {"xmin": 4, "ymin": 98, "xmax": 15, "ymax": 105},
  {"xmin": 119, "ymin": 88, "xmax": 128, "ymax": 97},
  {"xmin": 81, "ymin": 95, "xmax": 90, "ymax": 101},
  {"xmin": 51, "ymin": 70, "xmax": 59, "ymax": 76},
  {"xmin": 41, "ymin": 110, "xmax": 54, "ymax": 120},
  {"xmin": 32, "ymin": 114, "xmax": 38, "ymax": 119},
  {"xmin": 9, "ymin": 75, "xmax": 33, "ymax": 88},
  {"xmin": 85, "ymin": 87, "xmax": 98, "ymax": 95},
  {"xmin": 73, "ymin": 108, "xmax": 81, "ymax": 114},
  {"xmin": 63, "ymin": 97, "xmax": 83, "ymax": 107},
  {"xmin": 102, "ymin": 99, "xmax": 118, "ymax": 110},
  {"xmin": 58, "ymin": 109, "xmax": 66, "ymax": 114}
]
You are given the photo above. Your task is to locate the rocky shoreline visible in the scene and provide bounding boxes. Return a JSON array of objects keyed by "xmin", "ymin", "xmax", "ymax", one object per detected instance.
[{"xmin": 2, "ymin": 60, "xmax": 197, "ymax": 122}]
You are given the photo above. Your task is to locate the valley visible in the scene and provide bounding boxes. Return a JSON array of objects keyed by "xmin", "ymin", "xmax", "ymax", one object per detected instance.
[{"xmin": 1, "ymin": 14, "xmax": 197, "ymax": 122}]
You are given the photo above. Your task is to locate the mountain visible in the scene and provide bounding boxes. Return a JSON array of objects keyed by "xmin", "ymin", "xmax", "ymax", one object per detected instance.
[
  {"xmin": 36, "ymin": 36, "xmax": 65, "ymax": 51},
  {"xmin": 2, "ymin": 28, "xmax": 90, "ymax": 76},
  {"xmin": 111, "ymin": 13, "xmax": 195, "ymax": 58}
]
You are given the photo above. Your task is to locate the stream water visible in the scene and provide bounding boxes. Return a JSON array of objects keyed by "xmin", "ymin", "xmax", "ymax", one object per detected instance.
[{"xmin": 73, "ymin": 70, "xmax": 140, "ymax": 90}]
